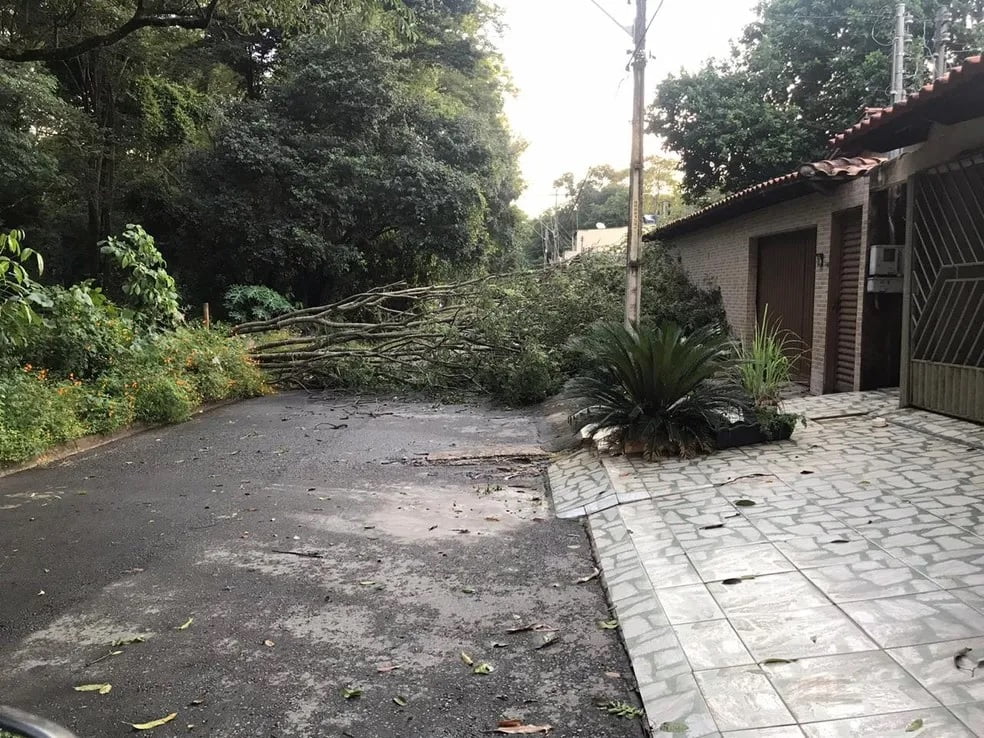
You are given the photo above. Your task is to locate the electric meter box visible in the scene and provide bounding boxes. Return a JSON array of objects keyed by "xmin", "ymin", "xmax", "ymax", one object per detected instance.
[{"xmin": 869, "ymin": 245, "xmax": 903, "ymax": 277}]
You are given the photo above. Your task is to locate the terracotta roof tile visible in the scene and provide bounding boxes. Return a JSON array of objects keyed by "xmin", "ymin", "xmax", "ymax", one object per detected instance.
[
  {"xmin": 647, "ymin": 156, "xmax": 885, "ymax": 240},
  {"xmin": 830, "ymin": 55, "xmax": 984, "ymax": 149}
]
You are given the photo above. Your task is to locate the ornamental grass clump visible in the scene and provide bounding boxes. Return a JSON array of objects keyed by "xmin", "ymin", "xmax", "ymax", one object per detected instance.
[{"xmin": 567, "ymin": 321, "xmax": 749, "ymax": 459}]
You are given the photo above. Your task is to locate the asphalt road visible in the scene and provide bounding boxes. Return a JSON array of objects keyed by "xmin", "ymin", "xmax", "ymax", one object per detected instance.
[{"xmin": 0, "ymin": 393, "xmax": 644, "ymax": 738}]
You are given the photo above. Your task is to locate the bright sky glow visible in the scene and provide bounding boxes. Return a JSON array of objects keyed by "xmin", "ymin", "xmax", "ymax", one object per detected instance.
[{"xmin": 495, "ymin": 0, "xmax": 758, "ymax": 215}]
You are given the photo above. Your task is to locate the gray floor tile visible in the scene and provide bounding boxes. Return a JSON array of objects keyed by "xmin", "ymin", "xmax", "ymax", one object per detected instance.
[
  {"xmin": 638, "ymin": 672, "xmax": 718, "ymax": 737},
  {"xmin": 841, "ymin": 591, "xmax": 984, "ymax": 648},
  {"xmin": 694, "ymin": 665, "xmax": 794, "ymax": 731},
  {"xmin": 672, "ymin": 518, "xmax": 767, "ymax": 551},
  {"xmin": 774, "ymin": 532, "xmax": 895, "ymax": 570},
  {"xmin": 687, "ymin": 543, "xmax": 794, "ymax": 581},
  {"xmin": 674, "ymin": 619, "xmax": 755, "ymax": 670},
  {"xmin": 729, "ymin": 604, "xmax": 877, "ymax": 660},
  {"xmin": 887, "ymin": 636, "xmax": 984, "ymax": 705},
  {"xmin": 722, "ymin": 728, "xmax": 804, "ymax": 738},
  {"xmin": 950, "ymin": 702, "xmax": 984, "ymax": 735},
  {"xmin": 801, "ymin": 560, "xmax": 940, "ymax": 602},
  {"xmin": 764, "ymin": 650, "xmax": 939, "ymax": 722},
  {"xmin": 658, "ymin": 583, "xmax": 725, "ymax": 624},
  {"xmin": 641, "ymin": 553, "xmax": 703, "ymax": 589},
  {"xmin": 951, "ymin": 586, "xmax": 984, "ymax": 613},
  {"xmin": 800, "ymin": 708, "xmax": 973, "ymax": 737},
  {"xmin": 707, "ymin": 571, "xmax": 829, "ymax": 616}
]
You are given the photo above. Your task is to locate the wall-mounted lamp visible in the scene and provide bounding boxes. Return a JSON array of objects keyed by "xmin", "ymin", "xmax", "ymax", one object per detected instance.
[{"xmin": 816, "ymin": 253, "xmax": 826, "ymax": 269}]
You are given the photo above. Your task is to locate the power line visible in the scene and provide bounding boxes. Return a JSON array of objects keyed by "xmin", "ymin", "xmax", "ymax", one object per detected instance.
[{"xmin": 586, "ymin": 0, "xmax": 633, "ymax": 37}]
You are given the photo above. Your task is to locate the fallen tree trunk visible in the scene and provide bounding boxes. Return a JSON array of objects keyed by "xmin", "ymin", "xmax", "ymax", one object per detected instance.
[{"xmin": 235, "ymin": 271, "xmax": 540, "ymax": 391}]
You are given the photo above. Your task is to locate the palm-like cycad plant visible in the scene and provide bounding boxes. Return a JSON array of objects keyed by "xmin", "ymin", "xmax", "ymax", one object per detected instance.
[{"xmin": 567, "ymin": 322, "xmax": 749, "ymax": 458}]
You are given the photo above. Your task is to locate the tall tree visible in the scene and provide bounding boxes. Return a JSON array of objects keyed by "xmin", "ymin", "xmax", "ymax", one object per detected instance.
[{"xmin": 652, "ymin": 0, "xmax": 984, "ymax": 201}]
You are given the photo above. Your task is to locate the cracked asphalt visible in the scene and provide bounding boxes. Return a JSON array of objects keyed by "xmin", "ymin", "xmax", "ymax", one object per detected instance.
[{"xmin": 0, "ymin": 393, "xmax": 645, "ymax": 738}]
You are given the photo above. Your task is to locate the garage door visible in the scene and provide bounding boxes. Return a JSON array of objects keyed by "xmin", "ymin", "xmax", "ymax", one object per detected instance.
[
  {"xmin": 907, "ymin": 153, "xmax": 984, "ymax": 423},
  {"xmin": 757, "ymin": 229, "xmax": 817, "ymax": 383}
]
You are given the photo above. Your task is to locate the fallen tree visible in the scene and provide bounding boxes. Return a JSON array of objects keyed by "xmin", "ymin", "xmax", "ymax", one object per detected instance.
[
  {"xmin": 234, "ymin": 249, "xmax": 729, "ymax": 405},
  {"xmin": 234, "ymin": 272, "xmax": 543, "ymax": 396}
]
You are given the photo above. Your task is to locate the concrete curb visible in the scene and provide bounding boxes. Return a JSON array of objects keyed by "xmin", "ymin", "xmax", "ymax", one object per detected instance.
[{"xmin": 0, "ymin": 398, "xmax": 241, "ymax": 479}]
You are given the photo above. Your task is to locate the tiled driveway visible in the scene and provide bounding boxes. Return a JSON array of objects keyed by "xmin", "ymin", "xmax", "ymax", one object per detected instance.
[{"xmin": 547, "ymin": 391, "xmax": 984, "ymax": 736}]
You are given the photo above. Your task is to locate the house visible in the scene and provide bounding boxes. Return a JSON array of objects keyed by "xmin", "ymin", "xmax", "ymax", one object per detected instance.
[{"xmin": 645, "ymin": 55, "xmax": 984, "ymax": 424}]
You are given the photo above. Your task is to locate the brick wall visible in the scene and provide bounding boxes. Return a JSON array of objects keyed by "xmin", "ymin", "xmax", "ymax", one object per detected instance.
[{"xmin": 662, "ymin": 179, "xmax": 870, "ymax": 394}]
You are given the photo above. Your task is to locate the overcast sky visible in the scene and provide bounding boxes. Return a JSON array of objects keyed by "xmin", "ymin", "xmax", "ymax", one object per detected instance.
[{"xmin": 494, "ymin": 0, "xmax": 759, "ymax": 215}]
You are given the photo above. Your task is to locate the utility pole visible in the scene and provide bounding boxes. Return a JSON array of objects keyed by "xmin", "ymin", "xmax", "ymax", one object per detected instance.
[
  {"xmin": 934, "ymin": 7, "xmax": 952, "ymax": 79},
  {"xmin": 891, "ymin": 2, "xmax": 908, "ymax": 104},
  {"xmin": 624, "ymin": 0, "xmax": 646, "ymax": 328}
]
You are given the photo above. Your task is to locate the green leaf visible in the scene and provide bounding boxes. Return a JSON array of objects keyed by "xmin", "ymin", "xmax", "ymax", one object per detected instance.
[
  {"xmin": 761, "ymin": 658, "xmax": 797, "ymax": 665},
  {"xmin": 601, "ymin": 700, "xmax": 644, "ymax": 719},
  {"xmin": 472, "ymin": 662, "xmax": 494, "ymax": 674},
  {"xmin": 176, "ymin": 617, "xmax": 193, "ymax": 630},
  {"xmin": 460, "ymin": 651, "xmax": 474, "ymax": 666},
  {"xmin": 906, "ymin": 718, "xmax": 924, "ymax": 732},
  {"xmin": 657, "ymin": 721, "xmax": 689, "ymax": 733},
  {"xmin": 130, "ymin": 712, "xmax": 177, "ymax": 730},
  {"xmin": 734, "ymin": 499, "xmax": 756, "ymax": 507},
  {"xmin": 342, "ymin": 686, "xmax": 363, "ymax": 699},
  {"xmin": 393, "ymin": 695, "xmax": 408, "ymax": 706},
  {"xmin": 598, "ymin": 619, "xmax": 619, "ymax": 630},
  {"xmin": 74, "ymin": 683, "xmax": 112, "ymax": 694},
  {"xmin": 112, "ymin": 636, "xmax": 147, "ymax": 647}
]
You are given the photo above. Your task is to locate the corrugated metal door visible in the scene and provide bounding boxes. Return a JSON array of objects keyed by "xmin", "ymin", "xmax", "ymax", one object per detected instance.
[
  {"xmin": 757, "ymin": 229, "xmax": 817, "ymax": 383},
  {"xmin": 906, "ymin": 153, "xmax": 984, "ymax": 423},
  {"xmin": 834, "ymin": 210, "xmax": 863, "ymax": 392}
]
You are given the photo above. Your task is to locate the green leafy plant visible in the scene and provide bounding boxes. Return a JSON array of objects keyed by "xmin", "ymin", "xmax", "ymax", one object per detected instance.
[
  {"xmin": 600, "ymin": 700, "xmax": 645, "ymax": 719},
  {"xmin": 0, "ymin": 229, "xmax": 51, "ymax": 348},
  {"xmin": 224, "ymin": 285, "xmax": 297, "ymax": 324},
  {"xmin": 567, "ymin": 322, "xmax": 749, "ymax": 459},
  {"xmin": 736, "ymin": 307, "xmax": 803, "ymax": 407},
  {"xmin": 100, "ymin": 224, "xmax": 182, "ymax": 329},
  {"xmin": 755, "ymin": 405, "xmax": 804, "ymax": 441}
]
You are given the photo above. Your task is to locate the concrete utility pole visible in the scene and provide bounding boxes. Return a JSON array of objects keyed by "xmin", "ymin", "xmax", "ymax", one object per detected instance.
[
  {"xmin": 891, "ymin": 2, "xmax": 908, "ymax": 104},
  {"xmin": 624, "ymin": 0, "xmax": 646, "ymax": 328},
  {"xmin": 934, "ymin": 7, "xmax": 952, "ymax": 79}
]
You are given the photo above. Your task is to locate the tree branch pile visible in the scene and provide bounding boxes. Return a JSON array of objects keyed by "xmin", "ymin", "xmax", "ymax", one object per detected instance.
[{"xmin": 234, "ymin": 272, "xmax": 541, "ymax": 392}]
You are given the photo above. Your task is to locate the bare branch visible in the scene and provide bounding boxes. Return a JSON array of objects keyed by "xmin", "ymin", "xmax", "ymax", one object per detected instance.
[{"xmin": 0, "ymin": 0, "xmax": 222, "ymax": 62}]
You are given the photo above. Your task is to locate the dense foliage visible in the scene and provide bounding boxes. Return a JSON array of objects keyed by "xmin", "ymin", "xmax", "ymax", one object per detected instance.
[
  {"xmin": 567, "ymin": 322, "xmax": 749, "ymax": 458},
  {"xmin": 652, "ymin": 0, "xmax": 984, "ymax": 201},
  {"xmin": 296, "ymin": 246, "xmax": 729, "ymax": 406},
  {"xmin": 0, "ymin": 0, "xmax": 522, "ymax": 306},
  {"xmin": 0, "ymin": 227, "xmax": 267, "ymax": 466}
]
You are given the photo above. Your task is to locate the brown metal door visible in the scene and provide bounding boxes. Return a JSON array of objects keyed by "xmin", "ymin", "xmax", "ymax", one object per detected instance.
[
  {"xmin": 757, "ymin": 229, "xmax": 817, "ymax": 383},
  {"xmin": 834, "ymin": 210, "xmax": 863, "ymax": 392}
]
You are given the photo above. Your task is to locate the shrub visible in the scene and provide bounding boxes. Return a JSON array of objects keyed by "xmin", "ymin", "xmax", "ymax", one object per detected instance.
[
  {"xmin": 567, "ymin": 322, "xmax": 749, "ymax": 458},
  {"xmin": 100, "ymin": 224, "xmax": 182, "ymax": 329},
  {"xmin": 736, "ymin": 307, "xmax": 802, "ymax": 407},
  {"xmin": 0, "ymin": 369, "xmax": 86, "ymax": 463},
  {"xmin": 224, "ymin": 285, "xmax": 297, "ymax": 324},
  {"xmin": 132, "ymin": 375, "xmax": 200, "ymax": 423},
  {"xmin": 16, "ymin": 283, "xmax": 135, "ymax": 379}
]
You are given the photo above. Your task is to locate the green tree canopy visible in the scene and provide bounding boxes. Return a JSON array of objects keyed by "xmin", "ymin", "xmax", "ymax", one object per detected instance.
[{"xmin": 651, "ymin": 0, "xmax": 984, "ymax": 202}]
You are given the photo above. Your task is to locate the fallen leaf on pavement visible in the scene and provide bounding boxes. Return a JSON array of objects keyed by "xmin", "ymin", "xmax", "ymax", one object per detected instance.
[
  {"xmin": 74, "ymin": 683, "xmax": 112, "ymax": 695},
  {"xmin": 495, "ymin": 721, "xmax": 553, "ymax": 734},
  {"xmin": 130, "ymin": 712, "xmax": 177, "ymax": 730},
  {"xmin": 534, "ymin": 633, "xmax": 559, "ymax": 650},
  {"xmin": 906, "ymin": 718, "xmax": 924, "ymax": 732},
  {"xmin": 359, "ymin": 580, "xmax": 377, "ymax": 586},
  {"xmin": 112, "ymin": 636, "xmax": 147, "ymax": 647},
  {"xmin": 460, "ymin": 651, "xmax": 474, "ymax": 666},
  {"xmin": 473, "ymin": 662, "xmax": 494, "ymax": 674},
  {"xmin": 598, "ymin": 619, "xmax": 619, "ymax": 630},
  {"xmin": 604, "ymin": 671, "xmax": 621, "ymax": 679},
  {"xmin": 263, "ymin": 640, "xmax": 275, "ymax": 648},
  {"xmin": 393, "ymin": 695, "xmax": 408, "ymax": 706},
  {"xmin": 176, "ymin": 618, "xmax": 194, "ymax": 631},
  {"xmin": 506, "ymin": 622, "xmax": 554, "ymax": 634},
  {"xmin": 574, "ymin": 568, "xmax": 600, "ymax": 584},
  {"xmin": 377, "ymin": 663, "xmax": 400, "ymax": 673},
  {"xmin": 342, "ymin": 686, "xmax": 363, "ymax": 700}
]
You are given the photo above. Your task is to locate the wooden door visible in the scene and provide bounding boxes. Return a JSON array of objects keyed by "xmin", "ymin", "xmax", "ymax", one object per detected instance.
[{"xmin": 757, "ymin": 229, "xmax": 817, "ymax": 383}]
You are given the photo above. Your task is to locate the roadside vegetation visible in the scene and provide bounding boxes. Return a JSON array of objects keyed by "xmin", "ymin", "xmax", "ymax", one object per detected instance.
[{"xmin": 0, "ymin": 227, "xmax": 267, "ymax": 466}]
